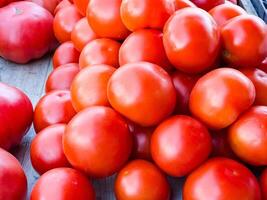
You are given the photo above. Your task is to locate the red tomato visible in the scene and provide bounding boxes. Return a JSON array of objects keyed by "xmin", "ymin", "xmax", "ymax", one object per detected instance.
[
  {"xmin": 191, "ymin": 0, "xmax": 224, "ymax": 10},
  {"xmin": 53, "ymin": 5, "xmax": 82, "ymax": 43},
  {"xmin": 27, "ymin": 0, "xmax": 62, "ymax": 14},
  {"xmin": 260, "ymin": 169, "xmax": 267, "ymax": 200},
  {"xmin": 30, "ymin": 168, "xmax": 95, "ymax": 200},
  {"xmin": 71, "ymin": 17, "xmax": 98, "ymax": 52},
  {"xmin": 119, "ymin": 29, "xmax": 172, "ymax": 71},
  {"xmin": 0, "ymin": 82, "xmax": 33, "ymax": 150},
  {"xmin": 79, "ymin": 38, "xmax": 121, "ymax": 68},
  {"xmin": 0, "ymin": 0, "xmax": 17, "ymax": 7},
  {"xmin": 115, "ymin": 160, "xmax": 170, "ymax": 200},
  {"xmin": 63, "ymin": 106, "xmax": 133, "ymax": 178},
  {"xmin": 107, "ymin": 62, "xmax": 176, "ymax": 127},
  {"xmin": 87, "ymin": 0, "xmax": 130, "ymax": 40},
  {"xmin": 163, "ymin": 7, "xmax": 220, "ymax": 74},
  {"xmin": 258, "ymin": 57, "xmax": 267, "ymax": 73},
  {"xmin": 46, "ymin": 63, "xmax": 80, "ymax": 92},
  {"xmin": 0, "ymin": 2, "xmax": 55, "ymax": 63},
  {"xmin": 71, "ymin": 64, "xmax": 116, "ymax": 112},
  {"xmin": 174, "ymin": 0, "xmax": 196, "ymax": 10},
  {"xmin": 183, "ymin": 157, "xmax": 261, "ymax": 200},
  {"xmin": 151, "ymin": 115, "xmax": 211, "ymax": 177},
  {"xmin": 190, "ymin": 68, "xmax": 255, "ymax": 129},
  {"xmin": 54, "ymin": 0, "xmax": 71, "ymax": 15},
  {"xmin": 221, "ymin": 15, "xmax": 267, "ymax": 68},
  {"xmin": 33, "ymin": 90, "xmax": 76, "ymax": 133},
  {"xmin": 52, "ymin": 41, "xmax": 80, "ymax": 68},
  {"xmin": 30, "ymin": 124, "xmax": 70, "ymax": 175},
  {"xmin": 73, "ymin": 0, "xmax": 88, "ymax": 16},
  {"xmin": 120, "ymin": 0, "xmax": 175, "ymax": 31},
  {"xmin": 0, "ymin": 148, "xmax": 27, "ymax": 200}
]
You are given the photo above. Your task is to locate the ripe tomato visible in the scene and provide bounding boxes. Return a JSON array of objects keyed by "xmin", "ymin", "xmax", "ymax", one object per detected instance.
[
  {"xmin": 174, "ymin": 0, "xmax": 196, "ymax": 10},
  {"xmin": 79, "ymin": 38, "xmax": 121, "ymax": 68},
  {"xmin": 33, "ymin": 90, "xmax": 76, "ymax": 133},
  {"xmin": 63, "ymin": 106, "xmax": 133, "ymax": 178},
  {"xmin": 221, "ymin": 15, "xmax": 267, "ymax": 68},
  {"xmin": 0, "ymin": 0, "xmax": 17, "ymax": 7},
  {"xmin": 190, "ymin": 68, "xmax": 255, "ymax": 129},
  {"xmin": 190, "ymin": 0, "xmax": 224, "ymax": 10},
  {"xmin": 73, "ymin": 0, "xmax": 88, "ymax": 16},
  {"xmin": 52, "ymin": 41, "xmax": 80, "ymax": 68},
  {"xmin": 53, "ymin": 5, "xmax": 82, "ymax": 43},
  {"xmin": 107, "ymin": 62, "xmax": 176, "ymax": 127},
  {"xmin": 120, "ymin": 0, "xmax": 175, "ymax": 31},
  {"xmin": 163, "ymin": 7, "xmax": 220, "ymax": 74},
  {"xmin": 27, "ymin": 0, "xmax": 62, "ymax": 14},
  {"xmin": 151, "ymin": 115, "xmax": 211, "ymax": 177},
  {"xmin": 183, "ymin": 157, "xmax": 261, "ymax": 200},
  {"xmin": 30, "ymin": 168, "xmax": 95, "ymax": 200},
  {"xmin": 54, "ymin": 0, "xmax": 71, "ymax": 15},
  {"xmin": 71, "ymin": 17, "xmax": 98, "ymax": 52},
  {"xmin": 87, "ymin": 0, "xmax": 130, "ymax": 40},
  {"xmin": 71, "ymin": 64, "xmax": 116, "ymax": 112},
  {"xmin": 0, "ymin": 82, "xmax": 33, "ymax": 150},
  {"xmin": 260, "ymin": 169, "xmax": 267, "ymax": 200},
  {"xmin": 115, "ymin": 160, "xmax": 170, "ymax": 200},
  {"xmin": 119, "ymin": 29, "xmax": 172, "ymax": 72}
]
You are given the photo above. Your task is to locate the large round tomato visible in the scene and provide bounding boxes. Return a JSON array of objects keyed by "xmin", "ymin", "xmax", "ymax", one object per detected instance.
[
  {"xmin": 73, "ymin": 0, "xmax": 88, "ymax": 16},
  {"xmin": 163, "ymin": 7, "xmax": 220, "ymax": 74},
  {"xmin": 183, "ymin": 158, "xmax": 261, "ymax": 200},
  {"xmin": 0, "ymin": 1, "xmax": 55, "ymax": 63},
  {"xmin": 107, "ymin": 62, "xmax": 176, "ymax": 127},
  {"xmin": 63, "ymin": 106, "xmax": 133, "ymax": 178},
  {"xmin": 30, "ymin": 168, "xmax": 95, "ymax": 200},
  {"xmin": 190, "ymin": 68, "xmax": 255, "ymax": 129},
  {"xmin": 260, "ymin": 168, "xmax": 267, "ymax": 200},
  {"xmin": 115, "ymin": 160, "xmax": 170, "ymax": 200},
  {"xmin": 190, "ymin": 0, "xmax": 224, "ymax": 10},
  {"xmin": 27, "ymin": 0, "xmax": 62, "ymax": 14},
  {"xmin": 0, "ymin": 82, "xmax": 33, "ymax": 150}
]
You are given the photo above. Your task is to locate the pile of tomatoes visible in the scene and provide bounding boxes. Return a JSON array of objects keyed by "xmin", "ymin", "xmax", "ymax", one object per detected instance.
[{"xmin": 0, "ymin": 0, "xmax": 267, "ymax": 199}]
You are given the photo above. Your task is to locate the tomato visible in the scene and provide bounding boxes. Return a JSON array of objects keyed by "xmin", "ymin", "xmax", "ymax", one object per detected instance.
[
  {"xmin": 191, "ymin": 0, "xmax": 224, "ymax": 10},
  {"xmin": 87, "ymin": 0, "xmax": 130, "ymax": 40},
  {"xmin": 163, "ymin": 7, "xmax": 221, "ymax": 74},
  {"xmin": 107, "ymin": 62, "xmax": 176, "ymax": 127},
  {"xmin": 52, "ymin": 41, "xmax": 80, "ymax": 68},
  {"xmin": 27, "ymin": 0, "xmax": 62, "ymax": 14},
  {"xmin": 33, "ymin": 90, "xmax": 76, "ymax": 133},
  {"xmin": 260, "ymin": 169, "xmax": 267, "ymax": 200},
  {"xmin": 30, "ymin": 124, "xmax": 70, "ymax": 175},
  {"xmin": 63, "ymin": 106, "xmax": 133, "ymax": 178},
  {"xmin": 71, "ymin": 17, "xmax": 98, "ymax": 52},
  {"xmin": 115, "ymin": 160, "xmax": 170, "ymax": 200},
  {"xmin": 79, "ymin": 38, "xmax": 121, "ymax": 68},
  {"xmin": 119, "ymin": 29, "xmax": 172, "ymax": 72},
  {"xmin": 30, "ymin": 168, "xmax": 95, "ymax": 200},
  {"xmin": 54, "ymin": 0, "xmax": 71, "ymax": 15},
  {"xmin": 71, "ymin": 64, "xmax": 116, "ymax": 112},
  {"xmin": 209, "ymin": 3, "xmax": 246, "ymax": 27},
  {"xmin": 0, "ymin": 82, "xmax": 33, "ymax": 150},
  {"xmin": 73, "ymin": 0, "xmax": 88, "ymax": 16},
  {"xmin": 221, "ymin": 15, "xmax": 267, "ymax": 68},
  {"xmin": 174, "ymin": 0, "xmax": 196, "ymax": 10},
  {"xmin": 190, "ymin": 68, "xmax": 255, "ymax": 129},
  {"xmin": 0, "ymin": 148, "xmax": 27, "ymax": 200},
  {"xmin": 0, "ymin": 2, "xmax": 55, "ymax": 64},
  {"xmin": 53, "ymin": 5, "xmax": 82, "ymax": 43}
]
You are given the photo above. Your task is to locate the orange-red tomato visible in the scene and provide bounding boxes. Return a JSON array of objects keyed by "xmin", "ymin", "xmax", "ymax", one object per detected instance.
[
  {"xmin": 191, "ymin": 0, "xmax": 224, "ymax": 10},
  {"xmin": 183, "ymin": 158, "xmax": 261, "ymax": 200},
  {"xmin": 174, "ymin": 0, "xmax": 196, "ymax": 10},
  {"xmin": 260, "ymin": 169, "xmax": 267, "ymax": 200},
  {"xmin": 73, "ymin": 0, "xmax": 88, "ymax": 16},
  {"xmin": 190, "ymin": 68, "xmax": 255, "ymax": 129},
  {"xmin": 30, "ymin": 124, "xmax": 70, "ymax": 175},
  {"xmin": 87, "ymin": 0, "xmax": 130, "ymax": 40},
  {"xmin": 151, "ymin": 115, "xmax": 212, "ymax": 177},
  {"xmin": 115, "ymin": 160, "xmax": 170, "ymax": 200},
  {"xmin": 71, "ymin": 64, "xmax": 116, "ymax": 112},
  {"xmin": 54, "ymin": 0, "xmax": 71, "ymax": 15},
  {"xmin": 120, "ymin": 0, "xmax": 175, "ymax": 31},
  {"xmin": 107, "ymin": 62, "xmax": 176, "ymax": 127},
  {"xmin": 163, "ymin": 7, "xmax": 221, "ymax": 74},
  {"xmin": 79, "ymin": 38, "xmax": 121, "ymax": 68}
]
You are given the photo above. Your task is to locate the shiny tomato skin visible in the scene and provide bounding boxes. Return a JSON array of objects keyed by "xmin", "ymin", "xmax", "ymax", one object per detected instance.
[
  {"xmin": 190, "ymin": 68, "xmax": 255, "ymax": 130},
  {"xmin": 107, "ymin": 62, "xmax": 176, "ymax": 127},
  {"xmin": 260, "ymin": 169, "xmax": 267, "ymax": 200},
  {"xmin": 30, "ymin": 124, "xmax": 70, "ymax": 175},
  {"xmin": 115, "ymin": 160, "xmax": 170, "ymax": 200},
  {"xmin": 79, "ymin": 38, "xmax": 121, "ymax": 68},
  {"xmin": 174, "ymin": 0, "xmax": 196, "ymax": 10},
  {"xmin": 0, "ymin": 83, "xmax": 33, "ymax": 150},
  {"xmin": 54, "ymin": 0, "xmax": 71, "ymax": 15},
  {"xmin": 120, "ymin": 0, "xmax": 175, "ymax": 31},
  {"xmin": 30, "ymin": 168, "xmax": 95, "ymax": 200},
  {"xmin": 151, "ymin": 115, "xmax": 212, "ymax": 177},
  {"xmin": 221, "ymin": 15, "xmax": 267, "ymax": 68},
  {"xmin": 191, "ymin": 0, "xmax": 224, "ymax": 10},
  {"xmin": 163, "ymin": 7, "xmax": 221, "ymax": 74},
  {"xmin": 73, "ymin": 0, "xmax": 88, "ymax": 16},
  {"xmin": 71, "ymin": 64, "xmax": 116, "ymax": 112},
  {"xmin": 33, "ymin": 90, "xmax": 76, "ymax": 133},
  {"xmin": 87, "ymin": 0, "xmax": 130, "ymax": 40},
  {"xmin": 63, "ymin": 106, "xmax": 133, "ymax": 178},
  {"xmin": 27, "ymin": 0, "xmax": 62, "ymax": 14},
  {"xmin": 119, "ymin": 29, "xmax": 172, "ymax": 71},
  {"xmin": 52, "ymin": 41, "xmax": 80, "ymax": 68}
]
